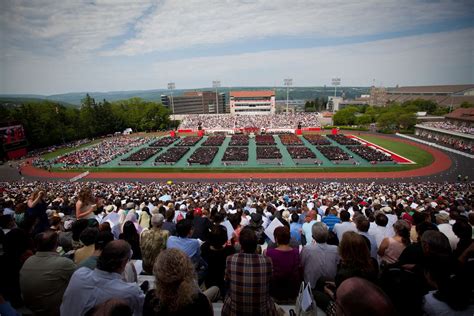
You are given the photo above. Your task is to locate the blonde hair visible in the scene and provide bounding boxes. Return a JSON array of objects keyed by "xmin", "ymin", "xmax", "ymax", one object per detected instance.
[
  {"xmin": 78, "ymin": 187, "xmax": 93, "ymax": 203},
  {"xmin": 153, "ymin": 249, "xmax": 198, "ymax": 312},
  {"xmin": 29, "ymin": 189, "xmax": 43, "ymax": 201}
]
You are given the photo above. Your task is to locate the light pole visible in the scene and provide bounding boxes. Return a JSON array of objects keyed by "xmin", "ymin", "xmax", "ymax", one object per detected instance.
[
  {"xmin": 212, "ymin": 80, "xmax": 221, "ymax": 114},
  {"xmin": 331, "ymin": 78, "xmax": 341, "ymax": 97},
  {"xmin": 284, "ymin": 78, "xmax": 292, "ymax": 113},
  {"xmin": 167, "ymin": 82, "xmax": 175, "ymax": 120}
]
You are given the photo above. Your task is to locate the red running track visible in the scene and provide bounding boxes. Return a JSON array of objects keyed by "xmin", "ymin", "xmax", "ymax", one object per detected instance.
[{"xmin": 21, "ymin": 135, "xmax": 451, "ymax": 180}]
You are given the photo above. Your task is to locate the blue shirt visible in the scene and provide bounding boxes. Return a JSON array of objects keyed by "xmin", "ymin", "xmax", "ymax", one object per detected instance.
[
  {"xmin": 166, "ymin": 236, "xmax": 201, "ymax": 260},
  {"xmin": 322, "ymin": 214, "xmax": 341, "ymax": 231},
  {"xmin": 290, "ymin": 222, "xmax": 303, "ymax": 244},
  {"xmin": 60, "ymin": 268, "xmax": 144, "ymax": 316}
]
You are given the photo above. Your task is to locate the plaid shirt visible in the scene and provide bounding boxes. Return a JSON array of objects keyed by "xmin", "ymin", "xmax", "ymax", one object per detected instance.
[
  {"xmin": 140, "ymin": 228, "xmax": 169, "ymax": 274},
  {"xmin": 222, "ymin": 253, "xmax": 277, "ymax": 316}
]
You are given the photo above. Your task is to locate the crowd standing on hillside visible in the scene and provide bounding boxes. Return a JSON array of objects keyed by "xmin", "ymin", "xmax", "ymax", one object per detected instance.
[
  {"xmin": 179, "ymin": 113, "xmax": 321, "ymax": 130},
  {"xmin": 47, "ymin": 137, "xmax": 150, "ymax": 167},
  {"xmin": 0, "ymin": 180, "xmax": 473, "ymax": 315}
]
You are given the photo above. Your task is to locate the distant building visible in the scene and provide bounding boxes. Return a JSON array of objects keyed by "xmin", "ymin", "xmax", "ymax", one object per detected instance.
[
  {"xmin": 368, "ymin": 86, "xmax": 389, "ymax": 106},
  {"xmin": 161, "ymin": 91, "xmax": 226, "ymax": 114},
  {"xmin": 386, "ymin": 84, "xmax": 474, "ymax": 107},
  {"xmin": 326, "ymin": 96, "xmax": 343, "ymax": 112},
  {"xmin": 444, "ymin": 108, "xmax": 474, "ymax": 127},
  {"xmin": 229, "ymin": 90, "xmax": 275, "ymax": 115}
]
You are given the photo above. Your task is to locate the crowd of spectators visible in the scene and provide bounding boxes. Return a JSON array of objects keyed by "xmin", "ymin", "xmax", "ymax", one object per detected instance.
[
  {"xmin": 26, "ymin": 138, "xmax": 91, "ymax": 159},
  {"xmin": 202, "ymin": 136, "xmax": 225, "ymax": 147},
  {"xmin": 415, "ymin": 130, "xmax": 473, "ymax": 154},
  {"xmin": 327, "ymin": 134, "xmax": 360, "ymax": 146},
  {"xmin": 51, "ymin": 137, "xmax": 150, "ymax": 167},
  {"xmin": 304, "ymin": 135, "xmax": 331, "ymax": 145},
  {"xmin": 348, "ymin": 146, "xmax": 393, "ymax": 163},
  {"xmin": 222, "ymin": 147, "xmax": 248, "ymax": 162},
  {"xmin": 317, "ymin": 145, "xmax": 352, "ymax": 161},
  {"xmin": 229, "ymin": 135, "xmax": 249, "ymax": 146},
  {"xmin": 421, "ymin": 121, "xmax": 474, "ymax": 135},
  {"xmin": 178, "ymin": 113, "xmax": 321, "ymax": 130},
  {"xmin": 255, "ymin": 135, "xmax": 276, "ymax": 146},
  {"xmin": 0, "ymin": 180, "xmax": 473, "ymax": 315},
  {"xmin": 286, "ymin": 147, "xmax": 316, "ymax": 159},
  {"xmin": 121, "ymin": 148, "xmax": 160, "ymax": 162},
  {"xmin": 149, "ymin": 136, "xmax": 177, "ymax": 147},
  {"xmin": 279, "ymin": 134, "xmax": 303, "ymax": 146},
  {"xmin": 187, "ymin": 147, "xmax": 219, "ymax": 165},
  {"xmin": 256, "ymin": 146, "xmax": 282, "ymax": 159},
  {"xmin": 175, "ymin": 136, "xmax": 202, "ymax": 147},
  {"xmin": 154, "ymin": 147, "xmax": 190, "ymax": 164}
]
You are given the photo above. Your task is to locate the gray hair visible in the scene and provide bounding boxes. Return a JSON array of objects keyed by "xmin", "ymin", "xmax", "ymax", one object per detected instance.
[
  {"xmin": 312, "ymin": 222, "xmax": 329, "ymax": 243},
  {"xmin": 151, "ymin": 213, "xmax": 164, "ymax": 228},
  {"xmin": 421, "ymin": 230, "xmax": 451, "ymax": 256}
]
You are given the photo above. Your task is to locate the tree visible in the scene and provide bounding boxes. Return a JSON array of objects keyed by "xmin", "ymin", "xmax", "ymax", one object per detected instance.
[
  {"xmin": 460, "ymin": 101, "xmax": 474, "ymax": 108},
  {"xmin": 356, "ymin": 114, "xmax": 373, "ymax": 125},
  {"xmin": 333, "ymin": 107, "xmax": 358, "ymax": 125},
  {"xmin": 0, "ymin": 96, "xmax": 170, "ymax": 150},
  {"xmin": 377, "ymin": 112, "xmax": 399, "ymax": 131},
  {"xmin": 397, "ymin": 113, "xmax": 417, "ymax": 130},
  {"xmin": 404, "ymin": 99, "xmax": 437, "ymax": 114}
]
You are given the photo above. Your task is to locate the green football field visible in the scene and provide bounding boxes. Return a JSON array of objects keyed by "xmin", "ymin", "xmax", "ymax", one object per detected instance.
[{"xmin": 45, "ymin": 134, "xmax": 434, "ymax": 173}]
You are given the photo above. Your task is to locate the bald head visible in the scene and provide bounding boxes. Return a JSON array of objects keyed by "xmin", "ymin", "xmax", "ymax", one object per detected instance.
[{"xmin": 336, "ymin": 277, "xmax": 395, "ymax": 316}]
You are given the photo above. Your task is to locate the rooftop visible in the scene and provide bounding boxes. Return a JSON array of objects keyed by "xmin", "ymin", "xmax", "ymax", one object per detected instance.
[
  {"xmin": 445, "ymin": 108, "xmax": 474, "ymax": 122},
  {"xmin": 388, "ymin": 84, "xmax": 474, "ymax": 94},
  {"xmin": 230, "ymin": 90, "xmax": 275, "ymax": 98}
]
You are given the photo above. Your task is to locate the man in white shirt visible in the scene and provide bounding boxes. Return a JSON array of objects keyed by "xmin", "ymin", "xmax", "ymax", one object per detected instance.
[
  {"xmin": 61, "ymin": 240, "xmax": 144, "ymax": 316},
  {"xmin": 333, "ymin": 210, "xmax": 356, "ymax": 241},
  {"xmin": 302, "ymin": 210, "xmax": 320, "ymax": 245},
  {"xmin": 373, "ymin": 212, "xmax": 392, "ymax": 248},
  {"xmin": 435, "ymin": 211, "xmax": 459, "ymax": 251}
]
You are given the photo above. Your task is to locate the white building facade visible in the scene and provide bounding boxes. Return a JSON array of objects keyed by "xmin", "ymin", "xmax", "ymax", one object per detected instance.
[{"xmin": 229, "ymin": 90, "xmax": 275, "ymax": 115}]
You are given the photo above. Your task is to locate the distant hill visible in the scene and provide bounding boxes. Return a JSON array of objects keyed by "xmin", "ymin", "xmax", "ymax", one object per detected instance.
[
  {"xmin": 0, "ymin": 86, "xmax": 371, "ymax": 106},
  {"xmin": 0, "ymin": 96, "xmax": 75, "ymax": 107}
]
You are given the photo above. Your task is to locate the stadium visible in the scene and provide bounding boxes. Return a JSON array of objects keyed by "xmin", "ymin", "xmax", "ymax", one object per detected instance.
[{"xmin": 1, "ymin": 1, "xmax": 474, "ymax": 315}]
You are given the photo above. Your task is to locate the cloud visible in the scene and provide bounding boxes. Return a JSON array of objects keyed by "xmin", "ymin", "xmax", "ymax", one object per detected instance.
[
  {"xmin": 148, "ymin": 27, "xmax": 474, "ymax": 88},
  {"xmin": 107, "ymin": 0, "xmax": 472, "ymax": 56},
  {"xmin": 2, "ymin": 27, "xmax": 470, "ymax": 94},
  {"xmin": 0, "ymin": 0, "xmax": 152, "ymax": 55}
]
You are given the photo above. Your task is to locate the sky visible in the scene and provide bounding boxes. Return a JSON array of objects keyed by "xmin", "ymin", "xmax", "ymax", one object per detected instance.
[{"xmin": 0, "ymin": 0, "xmax": 473, "ymax": 95}]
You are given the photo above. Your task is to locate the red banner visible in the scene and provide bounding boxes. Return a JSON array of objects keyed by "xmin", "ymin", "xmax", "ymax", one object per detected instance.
[
  {"xmin": 178, "ymin": 129, "xmax": 193, "ymax": 133},
  {"xmin": 7, "ymin": 148, "xmax": 27, "ymax": 159}
]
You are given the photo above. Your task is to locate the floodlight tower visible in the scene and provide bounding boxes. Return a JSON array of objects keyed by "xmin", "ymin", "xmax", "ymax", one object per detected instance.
[
  {"xmin": 167, "ymin": 82, "xmax": 175, "ymax": 119},
  {"xmin": 284, "ymin": 78, "xmax": 293, "ymax": 113},
  {"xmin": 212, "ymin": 80, "xmax": 221, "ymax": 114},
  {"xmin": 332, "ymin": 78, "xmax": 341, "ymax": 97}
]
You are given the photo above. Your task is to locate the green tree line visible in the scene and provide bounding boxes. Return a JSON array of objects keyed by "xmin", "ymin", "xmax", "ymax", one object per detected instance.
[
  {"xmin": 0, "ymin": 95, "xmax": 171, "ymax": 148},
  {"xmin": 331, "ymin": 99, "xmax": 462, "ymax": 132}
]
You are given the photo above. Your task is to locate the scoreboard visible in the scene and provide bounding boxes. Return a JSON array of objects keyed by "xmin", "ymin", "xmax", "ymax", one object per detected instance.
[{"xmin": 1, "ymin": 124, "xmax": 28, "ymax": 159}]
